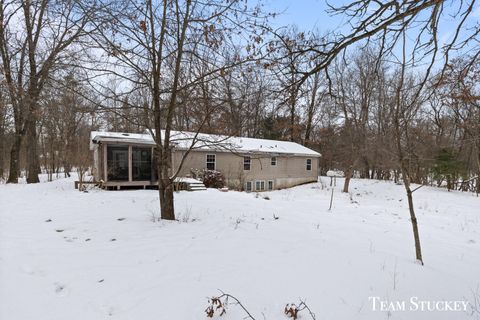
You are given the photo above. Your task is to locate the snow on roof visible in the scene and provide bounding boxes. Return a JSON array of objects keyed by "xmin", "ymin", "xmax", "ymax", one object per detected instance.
[{"xmin": 90, "ymin": 130, "xmax": 321, "ymax": 157}]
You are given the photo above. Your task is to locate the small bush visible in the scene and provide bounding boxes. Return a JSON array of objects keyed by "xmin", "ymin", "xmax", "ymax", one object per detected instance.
[{"xmin": 191, "ymin": 168, "xmax": 225, "ymax": 188}]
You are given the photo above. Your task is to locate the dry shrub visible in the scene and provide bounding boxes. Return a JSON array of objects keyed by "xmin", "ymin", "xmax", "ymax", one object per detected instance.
[
  {"xmin": 285, "ymin": 303, "xmax": 299, "ymax": 319},
  {"xmin": 191, "ymin": 168, "xmax": 225, "ymax": 188},
  {"xmin": 205, "ymin": 296, "xmax": 227, "ymax": 318},
  {"xmin": 205, "ymin": 291, "xmax": 316, "ymax": 320}
]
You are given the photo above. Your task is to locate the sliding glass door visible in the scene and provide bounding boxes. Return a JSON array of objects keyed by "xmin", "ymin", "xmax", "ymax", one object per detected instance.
[
  {"xmin": 132, "ymin": 147, "xmax": 152, "ymax": 181},
  {"xmin": 106, "ymin": 145, "xmax": 153, "ymax": 182},
  {"xmin": 107, "ymin": 146, "xmax": 129, "ymax": 181}
]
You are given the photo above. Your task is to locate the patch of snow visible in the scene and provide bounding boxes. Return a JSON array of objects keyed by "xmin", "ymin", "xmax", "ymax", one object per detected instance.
[
  {"xmin": 173, "ymin": 177, "xmax": 202, "ymax": 184},
  {"xmin": 0, "ymin": 175, "xmax": 479, "ymax": 319}
]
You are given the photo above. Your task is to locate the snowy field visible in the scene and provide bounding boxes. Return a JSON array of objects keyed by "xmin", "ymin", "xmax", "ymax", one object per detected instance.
[{"xmin": 0, "ymin": 175, "xmax": 479, "ymax": 320}]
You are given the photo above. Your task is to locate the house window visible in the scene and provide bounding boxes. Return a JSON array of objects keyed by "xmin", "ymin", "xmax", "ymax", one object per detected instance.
[
  {"xmin": 244, "ymin": 156, "xmax": 251, "ymax": 170},
  {"xmin": 107, "ymin": 145, "xmax": 129, "ymax": 181},
  {"xmin": 255, "ymin": 180, "xmax": 265, "ymax": 191},
  {"xmin": 245, "ymin": 181, "xmax": 252, "ymax": 192},
  {"xmin": 206, "ymin": 154, "xmax": 216, "ymax": 170},
  {"xmin": 132, "ymin": 147, "xmax": 152, "ymax": 181},
  {"xmin": 271, "ymin": 157, "xmax": 277, "ymax": 166},
  {"xmin": 306, "ymin": 158, "xmax": 312, "ymax": 171},
  {"xmin": 267, "ymin": 180, "xmax": 274, "ymax": 190}
]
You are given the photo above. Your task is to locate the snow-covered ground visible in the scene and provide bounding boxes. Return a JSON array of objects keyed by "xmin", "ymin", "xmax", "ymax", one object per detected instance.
[{"xmin": 0, "ymin": 175, "xmax": 479, "ymax": 320}]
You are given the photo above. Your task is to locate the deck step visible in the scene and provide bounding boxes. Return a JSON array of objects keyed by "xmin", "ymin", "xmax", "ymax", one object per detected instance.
[
  {"xmin": 175, "ymin": 178, "xmax": 207, "ymax": 191},
  {"xmin": 189, "ymin": 186, "xmax": 207, "ymax": 191}
]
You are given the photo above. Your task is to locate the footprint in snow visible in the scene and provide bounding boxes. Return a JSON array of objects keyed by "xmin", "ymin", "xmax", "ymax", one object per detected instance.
[
  {"xmin": 64, "ymin": 236, "xmax": 78, "ymax": 242},
  {"xmin": 54, "ymin": 283, "xmax": 68, "ymax": 296},
  {"xmin": 20, "ymin": 266, "xmax": 47, "ymax": 276},
  {"xmin": 55, "ymin": 229, "xmax": 64, "ymax": 233},
  {"xmin": 101, "ymin": 305, "xmax": 115, "ymax": 316},
  {"xmin": 20, "ymin": 265, "xmax": 35, "ymax": 275},
  {"xmin": 117, "ymin": 218, "xmax": 125, "ymax": 221}
]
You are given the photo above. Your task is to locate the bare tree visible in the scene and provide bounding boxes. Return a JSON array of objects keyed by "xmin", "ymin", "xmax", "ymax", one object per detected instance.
[
  {"xmin": 269, "ymin": 27, "xmax": 308, "ymax": 142},
  {"xmin": 286, "ymin": 0, "xmax": 480, "ymax": 265},
  {"xmin": 435, "ymin": 56, "xmax": 480, "ymax": 193},
  {"xmin": 0, "ymin": 0, "xmax": 95, "ymax": 183},
  {"xmin": 39, "ymin": 72, "xmax": 94, "ymax": 180},
  {"xmin": 213, "ymin": 58, "xmax": 271, "ymax": 137},
  {"xmin": 91, "ymin": 0, "xmax": 270, "ymax": 220},
  {"xmin": 330, "ymin": 48, "xmax": 384, "ymax": 192},
  {"xmin": 389, "ymin": 32, "xmax": 428, "ymax": 265},
  {"xmin": 0, "ymin": 87, "xmax": 9, "ymax": 179},
  {"xmin": 300, "ymin": 1, "xmax": 479, "ymax": 87},
  {"xmin": 303, "ymin": 62, "xmax": 326, "ymax": 146}
]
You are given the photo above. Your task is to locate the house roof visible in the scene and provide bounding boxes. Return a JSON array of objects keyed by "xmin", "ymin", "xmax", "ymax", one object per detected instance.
[{"xmin": 90, "ymin": 130, "xmax": 321, "ymax": 157}]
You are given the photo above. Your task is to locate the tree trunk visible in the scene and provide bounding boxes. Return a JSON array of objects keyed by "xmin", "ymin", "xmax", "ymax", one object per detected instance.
[
  {"xmin": 343, "ymin": 165, "xmax": 353, "ymax": 193},
  {"xmin": 289, "ymin": 82, "xmax": 298, "ymax": 142},
  {"xmin": 476, "ymin": 151, "xmax": 480, "ymax": 195},
  {"xmin": 403, "ymin": 176, "xmax": 424, "ymax": 265},
  {"xmin": 157, "ymin": 146, "xmax": 175, "ymax": 220},
  {"xmin": 63, "ymin": 141, "xmax": 71, "ymax": 177},
  {"xmin": 159, "ymin": 180, "xmax": 175, "ymax": 220},
  {"xmin": 64, "ymin": 161, "xmax": 71, "ymax": 177},
  {"xmin": 0, "ymin": 130, "xmax": 4, "ymax": 178},
  {"xmin": 289, "ymin": 99, "xmax": 295, "ymax": 142},
  {"xmin": 305, "ymin": 73, "xmax": 320, "ymax": 144},
  {"xmin": 26, "ymin": 120, "xmax": 40, "ymax": 184},
  {"xmin": 446, "ymin": 175, "xmax": 452, "ymax": 191},
  {"xmin": 476, "ymin": 177, "xmax": 480, "ymax": 195},
  {"xmin": 7, "ymin": 133, "xmax": 22, "ymax": 183}
]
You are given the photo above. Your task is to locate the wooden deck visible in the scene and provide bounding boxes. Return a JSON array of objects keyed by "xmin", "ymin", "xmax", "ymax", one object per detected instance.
[
  {"xmin": 102, "ymin": 180, "xmax": 158, "ymax": 190},
  {"xmin": 77, "ymin": 178, "xmax": 206, "ymax": 191}
]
